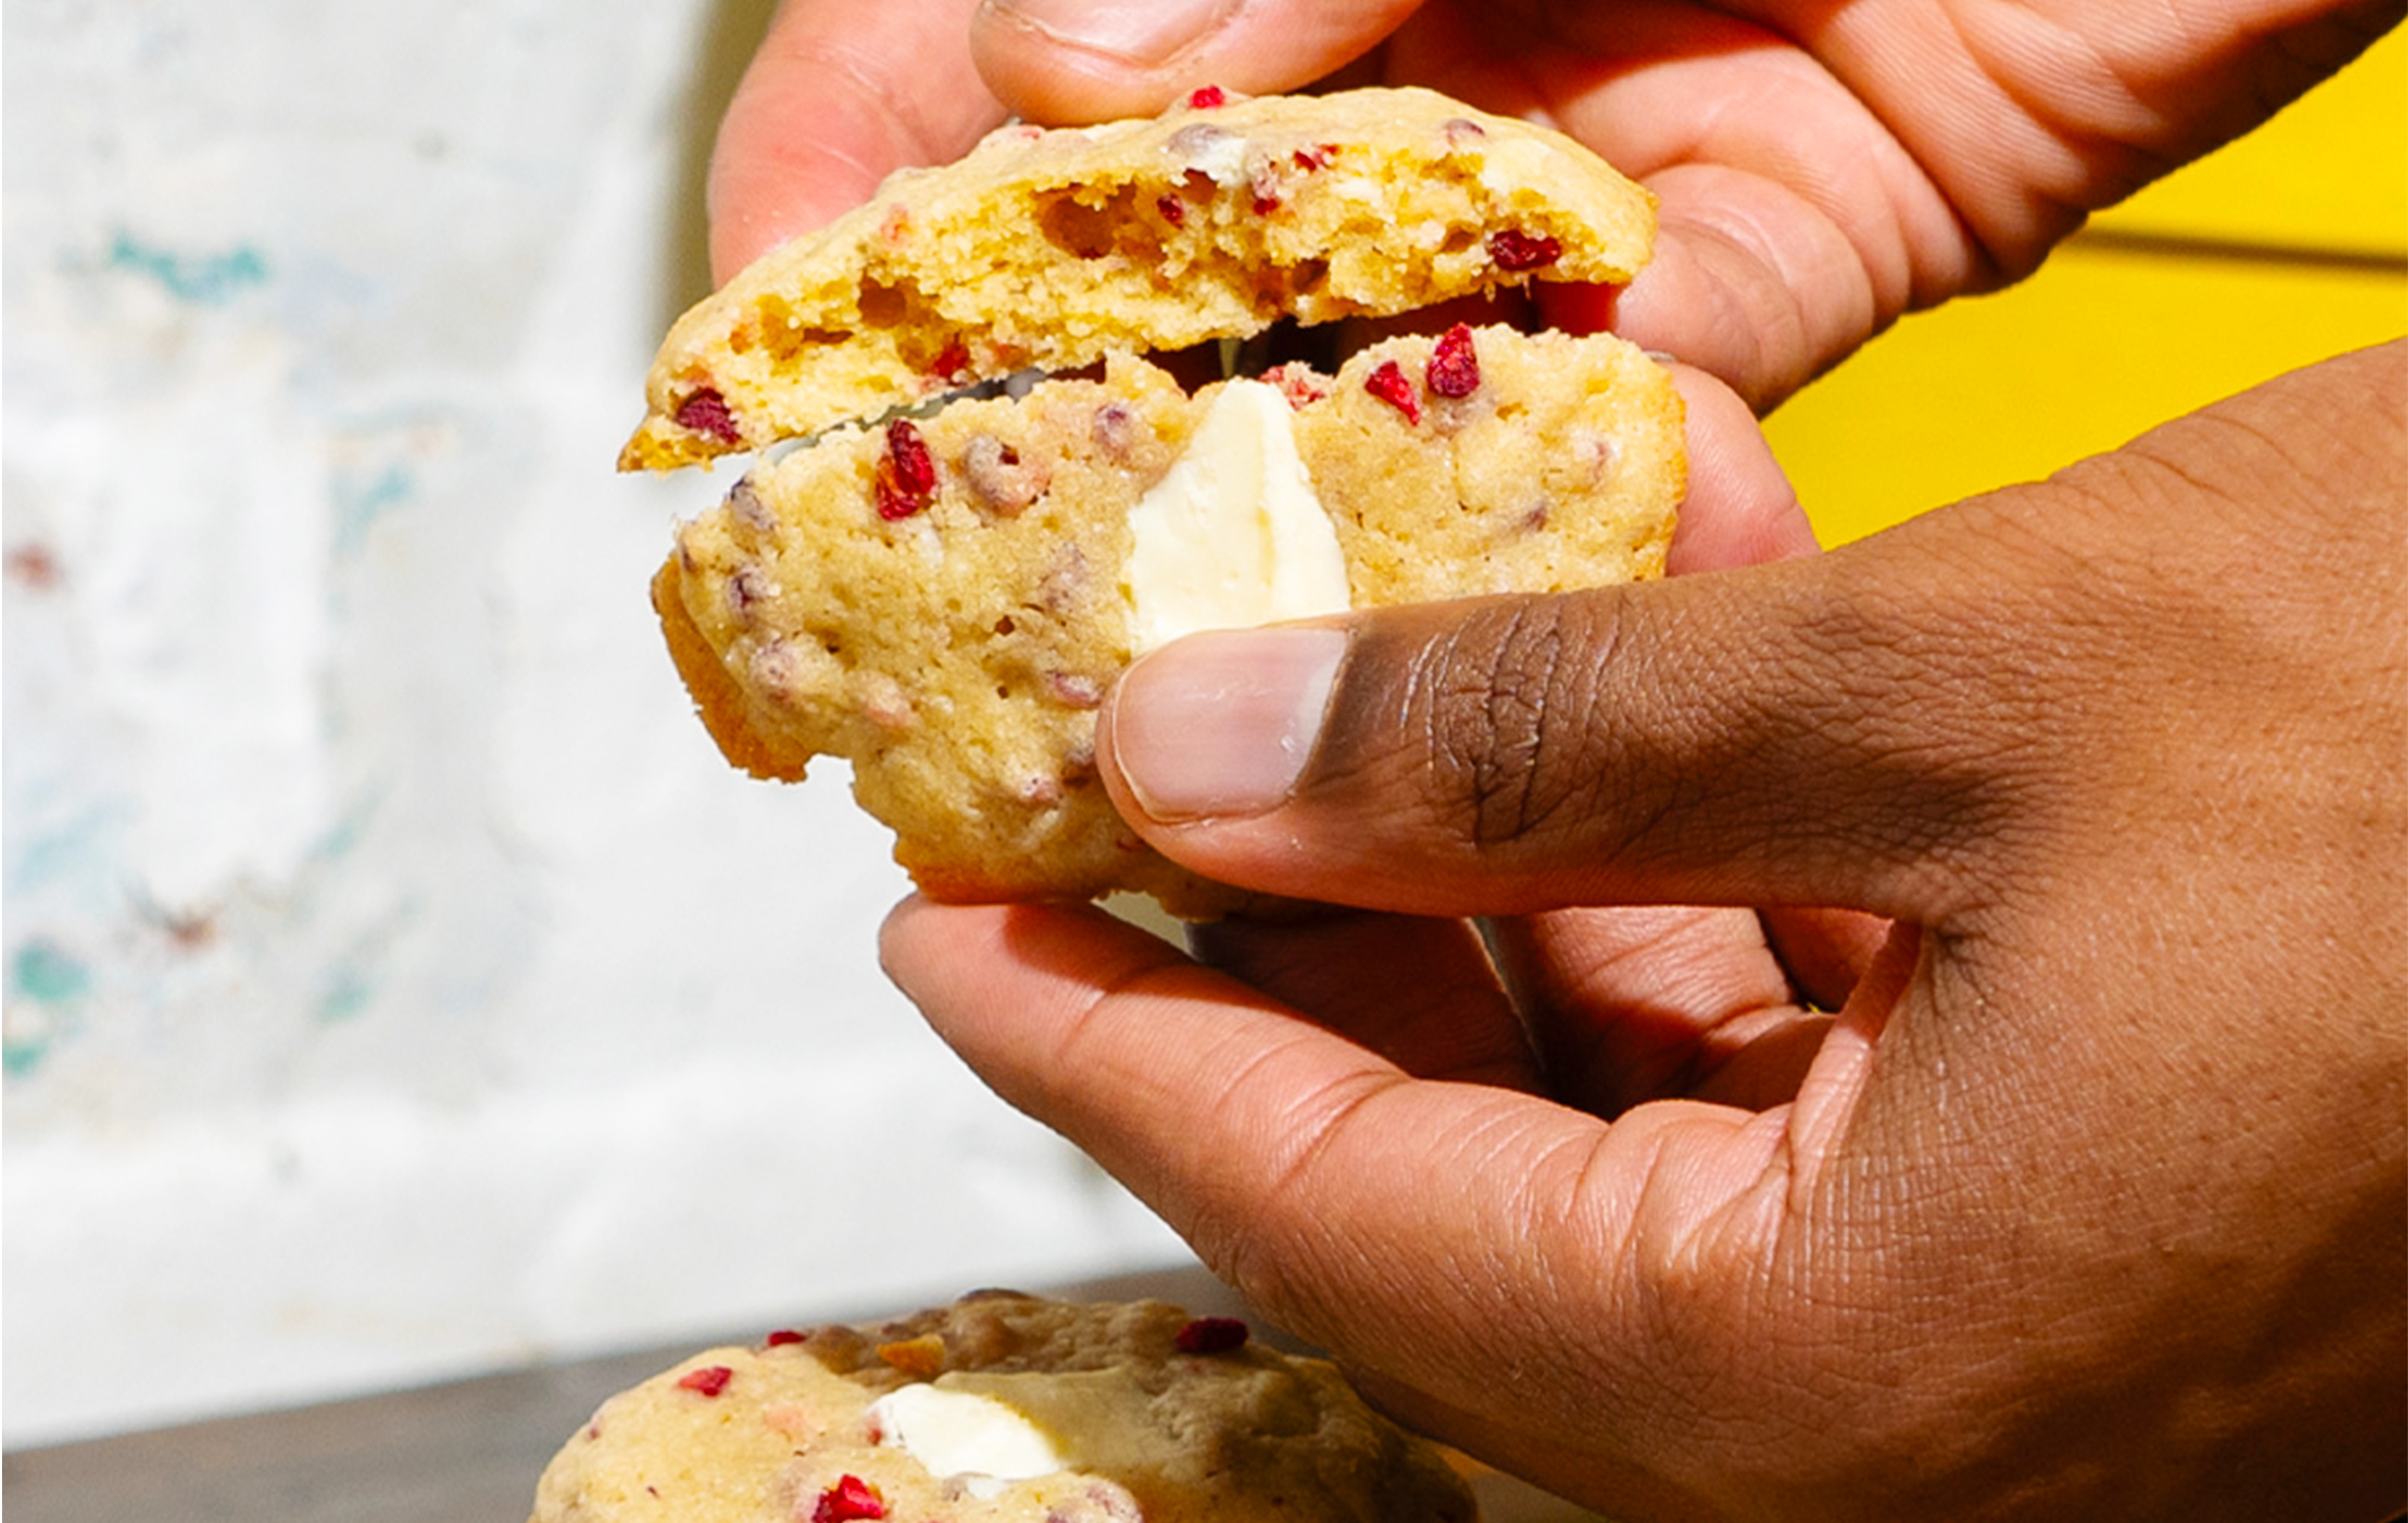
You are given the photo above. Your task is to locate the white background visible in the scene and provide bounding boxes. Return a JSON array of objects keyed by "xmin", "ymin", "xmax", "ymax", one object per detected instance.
[{"xmin": 1, "ymin": 0, "xmax": 1185, "ymax": 1445}]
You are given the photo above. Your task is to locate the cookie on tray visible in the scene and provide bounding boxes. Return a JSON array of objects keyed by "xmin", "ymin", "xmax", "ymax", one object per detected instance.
[
  {"xmin": 653, "ymin": 324, "xmax": 1682, "ymax": 917},
  {"xmin": 620, "ymin": 85, "xmax": 1656, "ymax": 470},
  {"xmin": 526, "ymin": 1292, "xmax": 1477, "ymax": 1523}
]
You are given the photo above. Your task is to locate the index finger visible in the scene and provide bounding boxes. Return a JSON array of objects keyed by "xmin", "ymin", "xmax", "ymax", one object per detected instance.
[
  {"xmin": 877, "ymin": 896, "xmax": 1809, "ymax": 1504},
  {"xmin": 709, "ymin": 0, "xmax": 1005, "ymax": 281}
]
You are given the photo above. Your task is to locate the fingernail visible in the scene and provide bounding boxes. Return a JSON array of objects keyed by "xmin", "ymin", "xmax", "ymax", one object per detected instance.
[
  {"xmin": 1111, "ymin": 626, "xmax": 1344, "ymax": 822},
  {"xmin": 980, "ymin": 0, "xmax": 1244, "ymax": 67}
]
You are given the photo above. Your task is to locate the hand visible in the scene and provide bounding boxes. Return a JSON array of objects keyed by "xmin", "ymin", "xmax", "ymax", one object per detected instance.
[
  {"xmin": 885, "ymin": 343, "xmax": 2407, "ymax": 1519},
  {"xmin": 708, "ymin": 0, "xmax": 2400, "ymax": 408}
]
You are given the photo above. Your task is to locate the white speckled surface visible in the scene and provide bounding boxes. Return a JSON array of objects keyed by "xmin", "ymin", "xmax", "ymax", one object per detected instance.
[{"xmin": 1, "ymin": 0, "xmax": 1181, "ymax": 1445}]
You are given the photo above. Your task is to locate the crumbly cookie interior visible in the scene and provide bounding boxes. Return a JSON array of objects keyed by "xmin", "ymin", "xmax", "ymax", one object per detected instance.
[{"xmin": 622, "ymin": 87, "xmax": 1656, "ymax": 468}]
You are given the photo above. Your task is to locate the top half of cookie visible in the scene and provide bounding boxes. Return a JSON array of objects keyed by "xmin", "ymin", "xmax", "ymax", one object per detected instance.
[{"xmin": 620, "ymin": 85, "xmax": 1657, "ymax": 471}]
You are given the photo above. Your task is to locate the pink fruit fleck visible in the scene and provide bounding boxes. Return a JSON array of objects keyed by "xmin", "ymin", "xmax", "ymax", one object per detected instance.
[
  {"xmin": 1047, "ymin": 671, "xmax": 1105, "ymax": 710},
  {"xmin": 727, "ymin": 476, "xmax": 773, "ymax": 533},
  {"xmin": 1487, "ymin": 229, "xmax": 1563, "ymax": 271},
  {"xmin": 674, "ymin": 388, "xmax": 740, "ymax": 445},
  {"xmin": 875, "ymin": 418, "xmax": 939, "ymax": 521},
  {"xmin": 963, "ymin": 433, "xmax": 1041, "ymax": 515},
  {"xmin": 1091, "ymin": 403, "xmax": 1136, "ymax": 459},
  {"xmin": 1262, "ymin": 362, "xmax": 1330, "ymax": 410},
  {"xmin": 1155, "ymin": 193, "xmax": 1186, "ymax": 226},
  {"xmin": 677, "ymin": 1365, "xmax": 734, "ymax": 1397},
  {"xmin": 1364, "ymin": 359, "xmax": 1421, "ymax": 424},
  {"xmin": 1186, "ymin": 84, "xmax": 1226, "ymax": 109},
  {"xmin": 1175, "ymin": 1317, "xmax": 1249, "ymax": 1354},
  {"xmin": 728, "ymin": 566, "xmax": 773, "ymax": 615},
  {"xmin": 1247, "ymin": 163, "xmax": 1283, "ymax": 214},
  {"xmin": 929, "ymin": 337, "xmax": 970, "ymax": 381},
  {"xmin": 764, "ymin": 1329, "xmax": 807, "ymax": 1347},
  {"xmin": 1426, "ymin": 323, "xmax": 1481, "ymax": 398},
  {"xmin": 813, "ymin": 1475, "xmax": 887, "ymax": 1522},
  {"xmin": 1292, "ymin": 144, "xmax": 1336, "ymax": 170}
]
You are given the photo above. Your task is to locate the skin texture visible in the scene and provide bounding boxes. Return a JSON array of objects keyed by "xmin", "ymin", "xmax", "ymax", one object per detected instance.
[
  {"xmin": 704, "ymin": 2, "xmax": 2408, "ymax": 1517},
  {"xmin": 887, "ymin": 342, "xmax": 2408, "ymax": 1520},
  {"xmin": 712, "ymin": 0, "xmax": 2404, "ymax": 406}
]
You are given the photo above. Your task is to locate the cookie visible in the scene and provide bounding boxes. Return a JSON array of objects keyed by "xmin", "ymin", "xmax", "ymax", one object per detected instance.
[
  {"xmin": 526, "ymin": 1292, "xmax": 1477, "ymax": 1523},
  {"xmin": 620, "ymin": 86, "xmax": 1657, "ymax": 470},
  {"xmin": 654, "ymin": 324, "xmax": 1683, "ymax": 916}
]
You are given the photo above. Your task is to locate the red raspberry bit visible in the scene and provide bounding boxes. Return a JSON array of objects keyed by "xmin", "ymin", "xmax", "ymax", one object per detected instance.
[
  {"xmin": 887, "ymin": 419, "xmax": 937, "ymax": 495},
  {"xmin": 1486, "ymin": 228, "xmax": 1564, "ymax": 272},
  {"xmin": 875, "ymin": 418, "xmax": 939, "ymax": 521},
  {"xmin": 1292, "ymin": 144, "xmax": 1336, "ymax": 170},
  {"xmin": 677, "ymin": 1365, "xmax": 734, "ymax": 1397},
  {"xmin": 1363, "ymin": 359, "xmax": 1422, "ymax": 425},
  {"xmin": 763, "ymin": 1329, "xmax": 807, "ymax": 1347},
  {"xmin": 813, "ymin": 1475, "xmax": 887, "ymax": 1522},
  {"xmin": 928, "ymin": 337, "xmax": 970, "ymax": 382},
  {"xmin": 1155, "ymin": 193, "xmax": 1186, "ymax": 227},
  {"xmin": 1426, "ymin": 322, "xmax": 1481, "ymax": 399},
  {"xmin": 673, "ymin": 388, "xmax": 740, "ymax": 445},
  {"xmin": 1175, "ymin": 1317, "xmax": 1250, "ymax": 1354},
  {"xmin": 1186, "ymin": 84, "xmax": 1226, "ymax": 109},
  {"xmin": 1262, "ymin": 362, "xmax": 1330, "ymax": 410}
]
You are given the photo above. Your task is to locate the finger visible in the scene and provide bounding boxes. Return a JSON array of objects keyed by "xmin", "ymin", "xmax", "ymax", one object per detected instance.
[
  {"xmin": 969, "ymin": 0, "xmax": 1427, "ymax": 123},
  {"xmin": 1094, "ymin": 505, "xmax": 2020, "ymax": 922},
  {"xmin": 1489, "ymin": 905, "xmax": 1829, "ymax": 1114},
  {"xmin": 1761, "ymin": 905, "xmax": 1894, "ymax": 1013},
  {"xmin": 879, "ymin": 895, "xmax": 1804, "ymax": 1487},
  {"xmin": 709, "ymin": 0, "xmax": 1004, "ymax": 281},
  {"xmin": 1185, "ymin": 910, "xmax": 1540, "ymax": 1090},
  {"xmin": 1661, "ymin": 362, "xmax": 1820, "ymax": 574}
]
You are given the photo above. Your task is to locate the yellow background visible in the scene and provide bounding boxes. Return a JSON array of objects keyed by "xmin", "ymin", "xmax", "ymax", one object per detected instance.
[{"xmin": 1767, "ymin": 26, "xmax": 2408, "ymax": 545}]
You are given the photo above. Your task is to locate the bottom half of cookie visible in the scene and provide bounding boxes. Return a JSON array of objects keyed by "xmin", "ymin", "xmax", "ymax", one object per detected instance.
[{"xmin": 653, "ymin": 327, "xmax": 1684, "ymax": 916}]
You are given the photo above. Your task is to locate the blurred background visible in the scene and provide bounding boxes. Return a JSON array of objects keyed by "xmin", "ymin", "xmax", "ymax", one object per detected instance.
[{"xmin": 4, "ymin": 0, "xmax": 2402, "ymax": 1452}]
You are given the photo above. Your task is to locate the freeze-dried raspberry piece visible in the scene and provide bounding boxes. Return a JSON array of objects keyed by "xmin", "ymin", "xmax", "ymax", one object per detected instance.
[
  {"xmin": 1364, "ymin": 360, "xmax": 1422, "ymax": 424},
  {"xmin": 928, "ymin": 337, "xmax": 970, "ymax": 382},
  {"xmin": 674, "ymin": 388, "xmax": 740, "ymax": 445},
  {"xmin": 813, "ymin": 1475, "xmax": 887, "ymax": 1522},
  {"xmin": 1487, "ymin": 229, "xmax": 1564, "ymax": 271},
  {"xmin": 676, "ymin": 1365, "xmax": 733, "ymax": 1397},
  {"xmin": 1262, "ymin": 362, "xmax": 1330, "ymax": 409},
  {"xmin": 1426, "ymin": 323, "xmax": 1481, "ymax": 398},
  {"xmin": 874, "ymin": 419, "xmax": 939, "ymax": 521},
  {"xmin": 1186, "ymin": 85, "xmax": 1226, "ymax": 109},
  {"xmin": 1155, "ymin": 193, "xmax": 1186, "ymax": 226},
  {"xmin": 1175, "ymin": 1317, "xmax": 1249, "ymax": 1354},
  {"xmin": 763, "ymin": 1329, "xmax": 808, "ymax": 1347}
]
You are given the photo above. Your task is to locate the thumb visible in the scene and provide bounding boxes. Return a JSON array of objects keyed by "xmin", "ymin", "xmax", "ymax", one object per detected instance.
[
  {"xmin": 970, "ymin": 0, "xmax": 1427, "ymax": 122},
  {"xmin": 1097, "ymin": 507, "xmax": 2035, "ymax": 922}
]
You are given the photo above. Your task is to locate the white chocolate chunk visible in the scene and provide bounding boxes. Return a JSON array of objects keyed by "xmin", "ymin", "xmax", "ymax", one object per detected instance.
[
  {"xmin": 1123, "ymin": 379, "xmax": 1353, "ymax": 654},
  {"xmin": 868, "ymin": 1382, "xmax": 1067, "ymax": 1498}
]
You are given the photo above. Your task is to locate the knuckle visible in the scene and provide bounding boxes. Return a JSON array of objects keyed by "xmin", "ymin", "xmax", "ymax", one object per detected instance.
[{"xmin": 1410, "ymin": 595, "xmax": 1634, "ymax": 854}]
